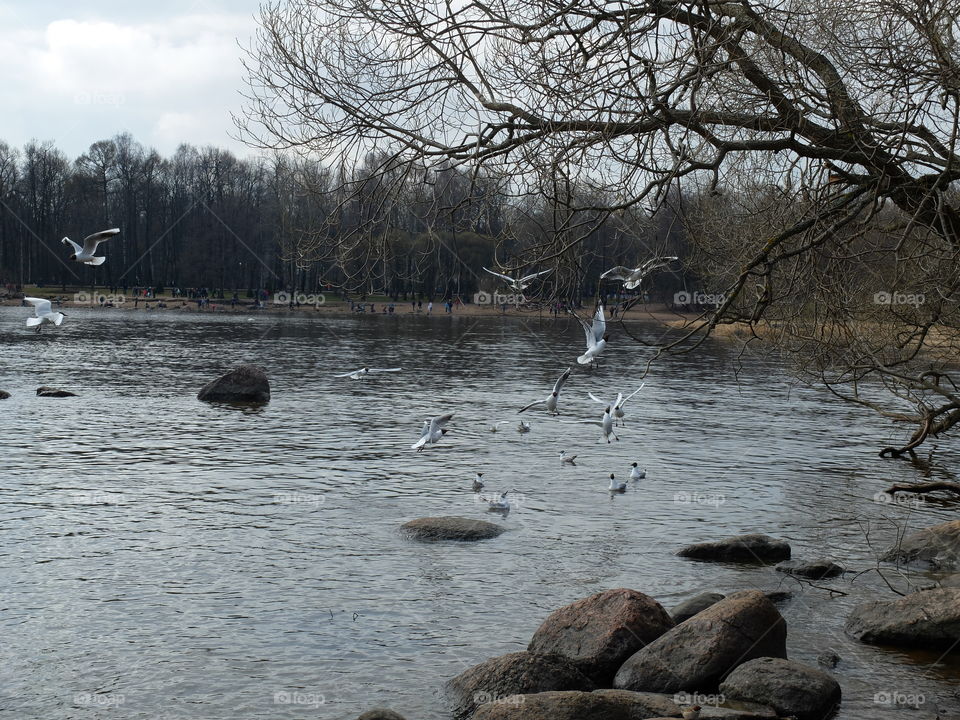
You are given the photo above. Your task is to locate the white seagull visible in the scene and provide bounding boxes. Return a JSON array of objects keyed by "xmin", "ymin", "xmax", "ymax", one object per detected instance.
[
  {"xmin": 489, "ymin": 421, "xmax": 510, "ymax": 433},
  {"xmin": 482, "ymin": 267, "xmax": 552, "ymax": 292},
  {"xmin": 630, "ymin": 463, "xmax": 646, "ymax": 480},
  {"xmin": 411, "ymin": 413, "xmax": 453, "ymax": 451},
  {"xmin": 473, "ymin": 473, "xmax": 485, "ymax": 492},
  {"xmin": 517, "ymin": 420, "xmax": 531, "ymax": 434},
  {"xmin": 518, "ymin": 367, "xmax": 572, "ymax": 415},
  {"xmin": 600, "ymin": 256, "xmax": 678, "ymax": 289},
  {"xmin": 24, "ymin": 297, "xmax": 65, "ymax": 332},
  {"xmin": 62, "ymin": 228, "xmax": 119, "ymax": 266},
  {"xmin": 601, "ymin": 406, "xmax": 619, "ymax": 443},
  {"xmin": 588, "ymin": 384, "xmax": 644, "ymax": 426},
  {"xmin": 334, "ymin": 366, "xmax": 402, "ymax": 380},
  {"xmin": 609, "ymin": 473, "xmax": 627, "ymax": 492},
  {"xmin": 560, "ymin": 451, "xmax": 577, "ymax": 465},
  {"xmin": 487, "ymin": 491, "xmax": 511, "ymax": 513},
  {"xmin": 575, "ymin": 305, "xmax": 608, "ymax": 365}
]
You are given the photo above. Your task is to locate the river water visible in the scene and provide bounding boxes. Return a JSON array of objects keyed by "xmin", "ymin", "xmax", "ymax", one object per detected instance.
[{"xmin": 1, "ymin": 307, "xmax": 958, "ymax": 719}]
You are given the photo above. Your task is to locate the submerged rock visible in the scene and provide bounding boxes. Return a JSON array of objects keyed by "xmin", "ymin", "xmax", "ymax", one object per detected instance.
[
  {"xmin": 670, "ymin": 592, "xmax": 726, "ymax": 623},
  {"xmin": 401, "ymin": 516, "xmax": 504, "ymax": 542},
  {"xmin": 197, "ymin": 363, "xmax": 270, "ymax": 404},
  {"xmin": 677, "ymin": 534, "xmax": 790, "ymax": 563},
  {"xmin": 845, "ymin": 588, "xmax": 960, "ymax": 649},
  {"xmin": 445, "ymin": 652, "xmax": 594, "ymax": 720},
  {"xmin": 614, "ymin": 590, "xmax": 787, "ymax": 693},
  {"xmin": 775, "ymin": 559, "xmax": 843, "ymax": 579},
  {"xmin": 0, "ymin": 390, "xmax": 9, "ymax": 399},
  {"xmin": 720, "ymin": 657, "xmax": 841, "ymax": 720},
  {"xmin": 36, "ymin": 386, "xmax": 76, "ymax": 397},
  {"xmin": 527, "ymin": 588, "xmax": 675, "ymax": 685},
  {"xmin": 880, "ymin": 519, "xmax": 960, "ymax": 571}
]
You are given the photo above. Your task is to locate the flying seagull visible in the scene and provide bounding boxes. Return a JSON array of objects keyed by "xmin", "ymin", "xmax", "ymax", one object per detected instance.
[
  {"xmin": 411, "ymin": 413, "xmax": 453, "ymax": 451},
  {"xmin": 575, "ymin": 305, "xmax": 608, "ymax": 365},
  {"xmin": 482, "ymin": 267, "xmax": 552, "ymax": 292},
  {"xmin": 62, "ymin": 228, "xmax": 119, "ymax": 266},
  {"xmin": 601, "ymin": 406, "xmax": 619, "ymax": 443},
  {"xmin": 600, "ymin": 256, "xmax": 678, "ymax": 289},
  {"xmin": 588, "ymin": 384, "xmax": 644, "ymax": 426},
  {"xmin": 24, "ymin": 297, "xmax": 65, "ymax": 333},
  {"xmin": 334, "ymin": 367, "xmax": 402, "ymax": 380},
  {"xmin": 518, "ymin": 367, "xmax": 572, "ymax": 415}
]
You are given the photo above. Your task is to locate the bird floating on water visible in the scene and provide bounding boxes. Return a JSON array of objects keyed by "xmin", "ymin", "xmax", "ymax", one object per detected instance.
[
  {"xmin": 517, "ymin": 420, "xmax": 531, "ymax": 434},
  {"xmin": 630, "ymin": 462, "xmax": 646, "ymax": 480},
  {"xmin": 482, "ymin": 267, "xmax": 552, "ymax": 292},
  {"xmin": 23, "ymin": 297, "xmax": 65, "ymax": 332},
  {"xmin": 560, "ymin": 451, "xmax": 577, "ymax": 465},
  {"xmin": 609, "ymin": 473, "xmax": 627, "ymax": 492},
  {"xmin": 334, "ymin": 366, "xmax": 402, "ymax": 380},
  {"xmin": 600, "ymin": 256, "xmax": 678, "ymax": 289},
  {"xmin": 575, "ymin": 305, "xmax": 608, "ymax": 365},
  {"xmin": 411, "ymin": 413, "xmax": 453, "ymax": 451},
  {"xmin": 518, "ymin": 367, "xmax": 572, "ymax": 415},
  {"xmin": 473, "ymin": 473, "xmax": 484, "ymax": 492},
  {"xmin": 589, "ymin": 384, "xmax": 644, "ymax": 426},
  {"xmin": 487, "ymin": 491, "xmax": 511, "ymax": 513},
  {"xmin": 489, "ymin": 421, "xmax": 509, "ymax": 433},
  {"xmin": 62, "ymin": 228, "xmax": 119, "ymax": 266}
]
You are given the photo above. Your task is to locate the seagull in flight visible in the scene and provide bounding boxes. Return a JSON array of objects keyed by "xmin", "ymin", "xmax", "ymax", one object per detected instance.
[
  {"xmin": 588, "ymin": 384, "xmax": 644, "ymax": 426},
  {"xmin": 23, "ymin": 297, "xmax": 65, "ymax": 332},
  {"xmin": 601, "ymin": 406, "xmax": 619, "ymax": 443},
  {"xmin": 62, "ymin": 228, "xmax": 119, "ymax": 266},
  {"xmin": 601, "ymin": 256, "xmax": 678, "ymax": 289},
  {"xmin": 608, "ymin": 473, "xmax": 627, "ymax": 492},
  {"xmin": 411, "ymin": 413, "xmax": 453, "ymax": 451},
  {"xmin": 334, "ymin": 366, "xmax": 402, "ymax": 380},
  {"xmin": 518, "ymin": 367, "xmax": 572, "ymax": 415},
  {"xmin": 575, "ymin": 305, "xmax": 608, "ymax": 365},
  {"xmin": 482, "ymin": 267, "xmax": 552, "ymax": 292}
]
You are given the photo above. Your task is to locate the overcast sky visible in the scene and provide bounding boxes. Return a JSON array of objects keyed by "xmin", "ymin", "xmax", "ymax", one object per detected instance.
[{"xmin": 0, "ymin": 0, "xmax": 264, "ymax": 160}]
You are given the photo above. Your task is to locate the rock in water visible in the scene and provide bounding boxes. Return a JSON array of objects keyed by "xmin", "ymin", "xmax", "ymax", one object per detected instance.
[
  {"xmin": 197, "ymin": 364, "xmax": 270, "ymax": 404},
  {"xmin": 845, "ymin": 588, "xmax": 960, "ymax": 649},
  {"xmin": 527, "ymin": 588, "xmax": 675, "ymax": 685},
  {"xmin": 613, "ymin": 590, "xmax": 787, "ymax": 693},
  {"xmin": 400, "ymin": 516, "xmax": 504, "ymax": 541},
  {"xmin": 0, "ymin": 390, "xmax": 10, "ymax": 399},
  {"xmin": 470, "ymin": 689, "xmax": 682, "ymax": 720},
  {"xmin": 357, "ymin": 710, "xmax": 406, "ymax": 720},
  {"xmin": 775, "ymin": 559, "xmax": 843, "ymax": 579},
  {"xmin": 444, "ymin": 652, "xmax": 594, "ymax": 720},
  {"xmin": 880, "ymin": 519, "xmax": 960, "ymax": 571},
  {"xmin": 36, "ymin": 386, "xmax": 77, "ymax": 397},
  {"xmin": 677, "ymin": 534, "xmax": 791, "ymax": 563},
  {"xmin": 720, "ymin": 657, "xmax": 841, "ymax": 720},
  {"xmin": 670, "ymin": 592, "xmax": 726, "ymax": 623}
]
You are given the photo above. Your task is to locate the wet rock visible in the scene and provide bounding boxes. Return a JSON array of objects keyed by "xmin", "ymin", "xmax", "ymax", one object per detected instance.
[
  {"xmin": 0, "ymin": 390, "xmax": 9, "ymax": 399},
  {"xmin": 401, "ymin": 516, "xmax": 504, "ymax": 542},
  {"xmin": 817, "ymin": 651, "xmax": 841, "ymax": 668},
  {"xmin": 880, "ymin": 519, "xmax": 960, "ymax": 571},
  {"xmin": 445, "ymin": 652, "xmax": 594, "ymax": 720},
  {"xmin": 764, "ymin": 591, "xmax": 793, "ymax": 604},
  {"xmin": 677, "ymin": 534, "xmax": 790, "ymax": 564},
  {"xmin": 720, "ymin": 657, "xmax": 841, "ymax": 720},
  {"xmin": 36, "ymin": 386, "xmax": 76, "ymax": 397},
  {"xmin": 775, "ymin": 559, "xmax": 843, "ymax": 579},
  {"xmin": 845, "ymin": 588, "xmax": 960, "ymax": 649},
  {"xmin": 670, "ymin": 592, "xmax": 726, "ymax": 624},
  {"xmin": 357, "ymin": 711, "xmax": 406, "ymax": 720},
  {"xmin": 527, "ymin": 588, "xmax": 675, "ymax": 684},
  {"xmin": 469, "ymin": 689, "xmax": 678, "ymax": 720},
  {"xmin": 614, "ymin": 591, "xmax": 787, "ymax": 694},
  {"xmin": 197, "ymin": 363, "xmax": 270, "ymax": 404}
]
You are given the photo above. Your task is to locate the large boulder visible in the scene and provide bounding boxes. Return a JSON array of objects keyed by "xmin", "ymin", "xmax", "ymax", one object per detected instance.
[
  {"xmin": 720, "ymin": 657, "xmax": 841, "ymax": 720},
  {"xmin": 0, "ymin": 390, "xmax": 9, "ymax": 399},
  {"xmin": 677, "ymin": 535, "xmax": 790, "ymax": 564},
  {"xmin": 880, "ymin": 519, "xmax": 960, "ymax": 570},
  {"xmin": 197, "ymin": 364, "xmax": 270, "ymax": 404},
  {"xmin": 401, "ymin": 516, "xmax": 504, "ymax": 542},
  {"xmin": 357, "ymin": 711, "xmax": 406, "ymax": 720},
  {"xmin": 613, "ymin": 591, "xmax": 787, "ymax": 693},
  {"xmin": 670, "ymin": 593, "xmax": 726, "ymax": 624},
  {"xmin": 775, "ymin": 559, "xmax": 843, "ymax": 579},
  {"xmin": 469, "ymin": 690, "xmax": 679, "ymax": 720},
  {"xmin": 36, "ymin": 386, "xmax": 76, "ymax": 397},
  {"xmin": 527, "ymin": 589, "xmax": 675, "ymax": 684},
  {"xmin": 845, "ymin": 588, "xmax": 960, "ymax": 649},
  {"xmin": 445, "ymin": 652, "xmax": 594, "ymax": 720}
]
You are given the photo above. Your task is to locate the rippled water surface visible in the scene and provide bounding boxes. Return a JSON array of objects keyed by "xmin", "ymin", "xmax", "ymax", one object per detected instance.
[{"xmin": 1, "ymin": 307, "xmax": 959, "ymax": 719}]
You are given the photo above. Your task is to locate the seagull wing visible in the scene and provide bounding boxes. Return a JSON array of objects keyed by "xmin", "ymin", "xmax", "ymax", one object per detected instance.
[
  {"xmin": 483, "ymin": 267, "xmax": 514, "ymax": 284},
  {"xmin": 518, "ymin": 269, "xmax": 552, "ymax": 284},
  {"xmin": 621, "ymin": 383, "xmax": 645, "ymax": 406},
  {"xmin": 82, "ymin": 228, "xmax": 119, "ymax": 254},
  {"xmin": 600, "ymin": 266, "xmax": 634, "ymax": 281},
  {"xmin": 552, "ymin": 367, "xmax": 572, "ymax": 395},
  {"xmin": 433, "ymin": 412, "xmax": 454, "ymax": 428},
  {"xmin": 24, "ymin": 297, "xmax": 52, "ymax": 315},
  {"xmin": 587, "ymin": 391, "xmax": 606, "ymax": 404},
  {"xmin": 591, "ymin": 305, "xmax": 606, "ymax": 342},
  {"xmin": 638, "ymin": 256, "xmax": 678, "ymax": 276},
  {"xmin": 61, "ymin": 237, "xmax": 82, "ymax": 254},
  {"xmin": 334, "ymin": 368, "xmax": 363, "ymax": 377},
  {"xmin": 614, "ymin": 392, "xmax": 624, "ymax": 409},
  {"xmin": 369, "ymin": 368, "xmax": 402, "ymax": 373},
  {"xmin": 517, "ymin": 399, "xmax": 546, "ymax": 414}
]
